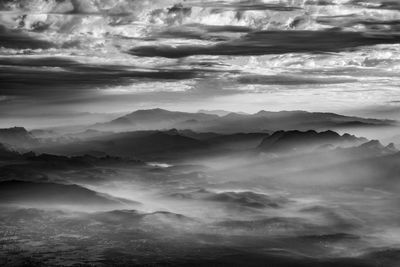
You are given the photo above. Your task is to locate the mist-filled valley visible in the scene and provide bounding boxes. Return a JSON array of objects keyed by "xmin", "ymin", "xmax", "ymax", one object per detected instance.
[
  {"xmin": 0, "ymin": 109, "xmax": 399, "ymax": 266},
  {"xmin": 2, "ymin": 0, "xmax": 400, "ymax": 266}
]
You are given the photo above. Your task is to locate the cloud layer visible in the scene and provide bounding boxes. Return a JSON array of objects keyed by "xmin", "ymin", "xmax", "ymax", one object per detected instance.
[{"xmin": 1, "ymin": 0, "xmax": 400, "ymax": 125}]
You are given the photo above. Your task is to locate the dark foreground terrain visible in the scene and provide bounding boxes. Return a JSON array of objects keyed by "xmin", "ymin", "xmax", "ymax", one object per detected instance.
[{"xmin": 0, "ymin": 110, "xmax": 400, "ymax": 266}]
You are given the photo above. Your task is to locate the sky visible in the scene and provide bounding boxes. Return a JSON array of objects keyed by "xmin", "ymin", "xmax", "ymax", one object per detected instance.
[{"xmin": 1, "ymin": 0, "xmax": 400, "ymax": 128}]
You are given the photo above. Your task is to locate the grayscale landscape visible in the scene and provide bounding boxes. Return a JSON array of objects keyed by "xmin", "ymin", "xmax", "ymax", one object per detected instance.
[{"xmin": 1, "ymin": 0, "xmax": 400, "ymax": 266}]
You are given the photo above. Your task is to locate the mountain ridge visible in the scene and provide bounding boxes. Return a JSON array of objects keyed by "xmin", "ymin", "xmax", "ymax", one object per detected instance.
[
  {"xmin": 0, "ymin": 126, "xmax": 38, "ymax": 149},
  {"xmin": 258, "ymin": 130, "xmax": 367, "ymax": 153},
  {"xmin": 92, "ymin": 109, "xmax": 395, "ymax": 134}
]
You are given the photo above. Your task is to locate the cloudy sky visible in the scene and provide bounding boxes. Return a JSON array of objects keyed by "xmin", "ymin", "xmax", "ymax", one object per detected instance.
[{"xmin": 1, "ymin": 0, "xmax": 400, "ymax": 127}]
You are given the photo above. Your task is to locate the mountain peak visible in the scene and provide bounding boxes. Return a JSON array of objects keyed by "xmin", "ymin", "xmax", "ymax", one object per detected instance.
[
  {"xmin": 359, "ymin": 140, "xmax": 385, "ymax": 150},
  {"xmin": 352, "ymin": 140, "xmax": 398, "ymax": 155},
  {"xmin": 0, "ymin": 126, "xmax": 36, "ymax": 149},
  {"xmin": 255, "ymin": 110, "xmax": 270, "ymax": 115},
  {"xmin": 0, "ymin": 126, "xmax": 29, "ymax": 133},
  {"xmin": 386, "ymin": 143, "xmax": 397, "ymax": 151},
  {"xmin": 95, "ymin": 109, "xmax": 218, "ymax": 132},
  {"xmin": 128, "ymin": 108, "xmax": 169, "ymax": 114}
]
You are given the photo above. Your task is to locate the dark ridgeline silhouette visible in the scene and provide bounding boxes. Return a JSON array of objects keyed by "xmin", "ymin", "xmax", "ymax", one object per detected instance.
[{"xmin": 0, "ymin": 180, "xmax": 139, "ymax": 209}]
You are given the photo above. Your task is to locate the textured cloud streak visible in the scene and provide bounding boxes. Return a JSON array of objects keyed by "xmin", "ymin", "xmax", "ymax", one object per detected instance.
[
  {"xmin": 0, "ymin": 56, "xmax": 206, "ymax": 96},
  {"xmin": 0, "ymin": 0, "xmax": 400, "ymax": 123},
  {"xmin": 350, "ymin": 0, "xmax": 400, "ymax": 10},
  {"xmin": 129, "ymin": 30, "xmax": 400, "ymax": 58},
  {"xmin": 0, "ymin": 25, "xmax": 54, "ymax": 49},
  {"xmin": 237, "ymin": 74, "xmax": 358, "ymax": 85}
]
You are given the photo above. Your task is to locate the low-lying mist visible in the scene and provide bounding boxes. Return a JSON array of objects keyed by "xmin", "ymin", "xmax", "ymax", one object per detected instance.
[{"xmin": 1, "ymin": 118, "xmax": 400, "ymax": 266}]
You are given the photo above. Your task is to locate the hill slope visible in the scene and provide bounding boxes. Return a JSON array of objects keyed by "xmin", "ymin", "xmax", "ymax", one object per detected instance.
[{"xmin": 0, "ymin": 180, "xmax": 138, "ymax": 209}]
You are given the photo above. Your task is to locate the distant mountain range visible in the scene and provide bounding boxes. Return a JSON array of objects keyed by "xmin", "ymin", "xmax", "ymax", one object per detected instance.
[
  {"xmin": 93, "ymin": 108, "xmax": 395, "ymax": 133},
  {"xmin": 198, "ymin": 109, "xmax": 249, "ymax": 116},
  {"xmin": 94, "ymin": 108, "xmax": 218, "ymax": 132}
]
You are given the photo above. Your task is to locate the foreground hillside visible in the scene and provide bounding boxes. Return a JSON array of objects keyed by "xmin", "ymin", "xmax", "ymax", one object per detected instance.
[
  {"xmin": 1, "ymin": 123, "xmax": 400, "ymax": 266},
  {"xmin": 1, "ymin": 109, "xmax": 400, "ymax": 266}
]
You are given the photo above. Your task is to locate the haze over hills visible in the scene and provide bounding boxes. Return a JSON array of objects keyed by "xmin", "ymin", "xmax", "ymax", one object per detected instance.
[
  {"xmin": 1, "ymin": 113, "xmax": 400, "ymax": 266},
  {"xmin": 258, "ymin": 130, "xmax": 367, "ymax": 153},
  {"xmin": 198, "ymin": 109, "xmax": 249, "ymax": 116},
  {"xmin": 94, "ymin": 108, "xmax": 218, "ymax": 132},
  {"xmin": 0, "ymin": 109, "xmax": 400, "ymax": 267},
  {"xmin": 93, "ymin": 108, "xmax": 395, "ymax": 133},
  {"xmin": 25, "ymin": 128, "xmax": 376, "ymax": 161},
  {"xmin": 36, "ymin": 129, "xmax": 208, "ymax": 159},
  {"xmin": 0, "ymin": 126, "xmax": 37, "ymax": 149},
  {"xmin": 198, "ymin": 109, "xmax": 233, "ymax": 116},
  {"xmin": 0, "ymin": 112, "xmax": 394, "ymax": 161},
  {"xmin": 268, "ymin": 144, "xmax": 400, "ymax": 189},
  {"xmin": 1, "ymin": 107, "xmax": 393, "ymax": 160}
]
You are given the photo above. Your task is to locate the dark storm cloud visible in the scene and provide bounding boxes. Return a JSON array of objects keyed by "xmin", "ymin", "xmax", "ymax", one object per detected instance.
[
  {"xmin": 304, "ymin": 0, "xmax": 336, "ymax": 5},
  {"xmin": 192, "ymin": 24, "xmax": 252, "ymax": 33},
  {"xmin": 0, "ymin": 25, "xmax": 54, "ymax": 49},
  {"xmin": 298, "ymin": 67, "xmax": 400, "ymax": 78},
  {"xmin": 237, "ymin": 74, "xmax": 358, "ymax": 85},
  {"xmin": 0, "ymin": 57, "xmax": 77, "ymax": 67},
  {"xmin": 128, "ymin": 30, "xmax": 400, "ymax": 58},
  {"xmin": 0, "ymin": 56, "xmax": 213, "ymax": 97},
  {"xmin": 187, "ymin": 0, "xmax": 301, "ymax": 11}
]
